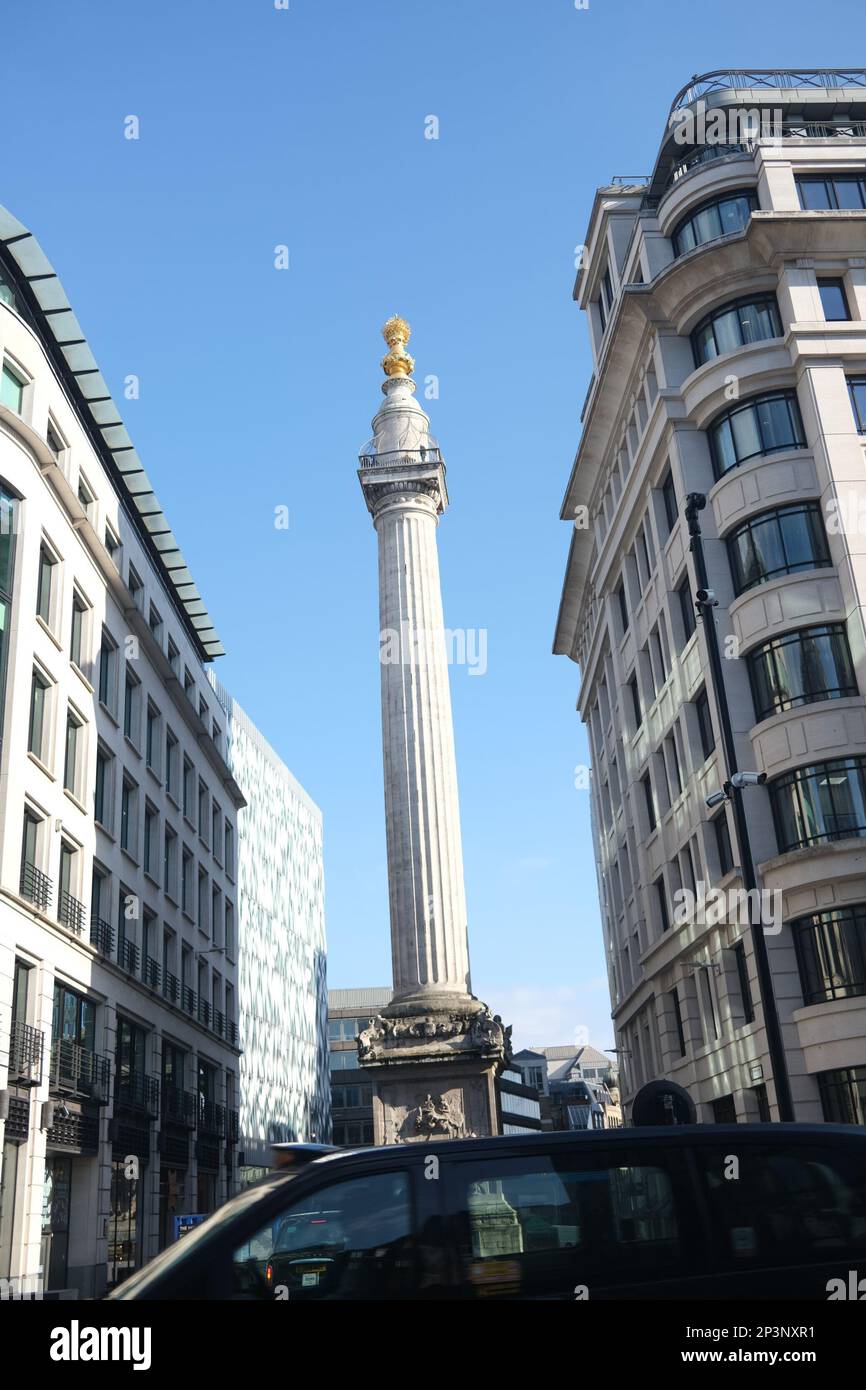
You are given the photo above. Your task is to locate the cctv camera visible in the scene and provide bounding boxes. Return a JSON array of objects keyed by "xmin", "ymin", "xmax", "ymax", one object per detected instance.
[
  {"xmin": 695, "ymin": 588, "xmax": 718, "ymax": 606},
  {"xmin": 706, "ymin": 789, "xmax": 728, "ymax": 808},
  {"xmin": 731, "ymin": 770, "xmax": 767, "ymax": 789}
]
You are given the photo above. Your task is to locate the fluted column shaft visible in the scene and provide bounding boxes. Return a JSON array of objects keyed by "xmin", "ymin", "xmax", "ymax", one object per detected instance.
[{"xmin": 373, "ymin": 488, "xmax": 471, "ymax": 1000}]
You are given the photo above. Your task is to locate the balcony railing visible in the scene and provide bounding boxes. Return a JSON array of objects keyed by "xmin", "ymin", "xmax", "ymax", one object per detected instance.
[
  {"xmin": 162, "ymin": 1085, "xmax": 198, "ymax": 1128},
  {"xmin": 199, "ymin": 1099, "xmax": 226, "ymax": 1135},
  {"xmin": 213, "ymin": 1009, "xmax": 225, "ymax": 1038},
  {"xmin": 163, "ymin": 971, "xmax": 180, "ymax": 1006},
  {"xmin": 182, "ymin": 985, "xmax": 197, "ymax": 1017},
  {"xmin": 58, "ymin": 890, "xmax": 86, "ymax": 936},
  {"xmin": 226, "ymin": 1019, "xmax": 238, "ymax": 1047},
  {"xmin": 20, "ymin": 860, "xmax": 52, "ymax": 913},
  {"xmin": 142, "ymin": 956, "xmax": 161, "ymax": 991},
  {"xmin": 115, "ymin": 1070, "xmax": 160, "ymax": 1117},
  {"xmin": 198, "ymin": 999, "xmax": 211, "ymax": 1029},
  {"xmin": 49, "ymin": 1038, "xmax": 110, "ymax": 1102},
  {"xmin": 8, "ymin": 1021, "xmax": 44, "ymax": 1085},
  {"xmin": 226, "ymin": 1108, "xmax": 239, "ymax": 1142},
  {"xmin": 118, "ymin": 937, "xmax": 140, "ymax": 975},
  {"xmin": 90, "ymin": 913, "xmax": 114, "ymax": 956}
]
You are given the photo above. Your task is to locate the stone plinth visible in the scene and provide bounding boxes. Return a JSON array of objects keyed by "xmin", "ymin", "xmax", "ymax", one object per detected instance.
[{"xmin": 359, "ymin": 1000, "xmax": 511, "ymax": 1144}]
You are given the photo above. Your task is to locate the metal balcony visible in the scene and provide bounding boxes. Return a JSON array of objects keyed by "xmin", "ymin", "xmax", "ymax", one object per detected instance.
[
  {"xmin": 118, "ymin": 937, "xmax": 140, "ymax": 975},
  {"xmin": 8, "ymin": 1021, "xmax": 44, "ymax": 1085},
  {"xmin": 58, "ymin": 890, "xmax": 86, "ymax": 936},
  {"xmin": 213, "ymin": 1009, "xmax": 225, "ymax": 1038},
  {"xmin": 90, "ymin": 913, "xmax": 114, "ymax": 956},
  {"xmin": 49, "ymin": 1038, "xmax": 110, "ymax": 1102},
  {"xmin": 115, "ymin": 1069, "xmax": 160, "ymax": 1117},
  {"xmin": 182, "ymin": 984, "xmax": 197, "ymax": 1016},
  {"xmin": 162, "ymin": 1085, "xmax": 198, "ymax": 1128},
  {"xmin": 163, "ymin": 971, "xmax": 180, "ymax": 1006},
  {"xmin": 226, "ymin": 1020, "xmax": 238, "ymax": 1047},
  {"xmin": 20, "ymin": 860, "xmax": 52, "ymax": 913},
  {"xmin": 197, "ymin": 999, "xmax": 211, "ymax": 1029},
  {"xmin": 142, "ymin": 957, "xmax": 161, "ymax": 991},
  {"xmin": 199, "ymin": 1099, "xmax": 225, "ymax": 1136},
  {"xmin": 226, "ymin": 1108, "xmax": 239, "ymax": 1142}
]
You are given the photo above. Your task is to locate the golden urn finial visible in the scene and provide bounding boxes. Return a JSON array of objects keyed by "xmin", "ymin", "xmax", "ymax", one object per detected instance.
[{"xmin": 381, "ymin": 314, "xmax": 415, "ymax": 378}]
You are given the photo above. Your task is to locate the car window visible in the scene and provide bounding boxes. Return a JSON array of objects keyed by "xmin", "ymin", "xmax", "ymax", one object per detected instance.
[
  {"xmin": 447, "ymin": 1148, "xmax": 691, "ymax": 1298},
  {"xmin": 696, "ymin": 1142, "xmax": 866, "ymax": 1268},
  {"xmin": 231, "ymin": 1171, "xmax": 416, "ymax": 1300}
]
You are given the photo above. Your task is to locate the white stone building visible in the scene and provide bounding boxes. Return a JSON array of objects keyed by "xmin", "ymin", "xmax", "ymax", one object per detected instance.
[
  {"xmin": 209, "ymin": 675, "xmax": 329, "ymax": 1174},
  {"xmin": 0, "ymin": 204, "xmax": 246, "ymax": 1296},
  {"xmin": 554, "ymin": 70, "xmax": 866, "ymax": 1126}
]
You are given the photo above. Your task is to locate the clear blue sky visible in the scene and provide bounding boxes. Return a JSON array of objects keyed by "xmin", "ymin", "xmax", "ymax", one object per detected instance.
[{"xmin": 3, "ymin": 0, "xmax": 862, "ymax": 1049}]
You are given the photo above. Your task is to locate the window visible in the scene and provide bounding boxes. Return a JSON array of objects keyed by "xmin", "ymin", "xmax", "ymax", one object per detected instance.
[
  {"xmin": 146, "ymin": 702, "xmax": 160, "ymax": 771},
  {"xmin": 212, "ymin": 802, "xmax": 222, "ymax": 860},
  {"xmin": 770, "ymin": 757, "xmax": 866, "ymax": 852},
  {"xmin": 183, "ymin": 757, "xmax": 195, "ymax": 823},
  {"xmin": 330, "ymin": 1050, "xmax": 360, "ymax": 1071},
  {"xmin": 751, "ymin": 1083, "xmax": 771, "ymax": 1123},
  {"xmin": 796, "ymin": 173, "xmax": 866, "ymax": 211},
  {"xmin": 664, "ymin": 732, "xmax": 682, "ymax": 800},
  {"xmin": 120, "ymin": 778, "xmax": 138, "ymax": 855},
  {"xmin": 28, "ymin": 668, "xmax": 50, "ymax": 760},
  {"xmin": 182, "ymin": 848, "xmax": 193, "ymax": 915},
  {"xmin": 52, "ymin": 981, "xmax": 96, "ymax": 1054},
  {"xmin": 818, "ymin": 1067, "xmax": 866, "ymax": 1124},
  {"xmin": 1, "ymin": 360, "xmax": 25, "ymax": 413},
  {"xmin": 124, "ymin": 667, "xmax": 141, "ymax": 744},
  {"xmin": 77, "ymin": 473, "xmax": 96, "ymax": 523},
  {"xmin": 672, "ymin": 189, "xmax": 758, "ymax": 257},
  {"xmin": 198, "ymin": 781, "xmax": 209, "ymax": 844},
  {"xmin": 791, "ymin": 905, "xmax": 866, "ymax": 1006},
  {"xmin": 46, "ymin": 418, "xmax": 66, "ymax": 463},
  {"xmin": 656, "ymin": 876, "xmax": 671, "ymax": 934},
  {"xmin": 642, "ymin": 772, "xmax": 657, "ymax": 832},
  {"xmin": 70, "ymin": 591, "xmax": 88, "ymax": 671},
  {"xmin": 36, "ymin": 544, "xmax": 57, "ymax": 625},
  {"xmin": 734, "ymin": 940, "xmax": 755, "ymax": 1023},
  {"xmin": 597, "ymin": 263, "xmax": 614, "ymax": 334},
  {"xmin": 230, "ymin": 1172, "xmax": 415, "ymax": 1301},
  {"xmin": 184, "ymin": 668, "xmax": 195, "ymax": 704},
  {"xmin": 615, "ymin": 580, "xmax": 628, "ymax": 634},
  {"xmin": 164, "ymin": 825, "xmax": 178, "ymax": 898},
  {"xmin": 696, "ymin": 1139, "xmax": 866, "ymax": 1268},
  {"xmin": 699, "ymin": 967, "xmax": 720, "ymax": 1042},
  {"xmin": 711, "ymin": 1095, "xmax": 737, "ymax": 1124},
  {"xmin": 817, "ymin": 277, "xmax": 850, "ymax": 321},
  {"xmin": 64, "ymin": 708, "xmax": 83, "ymax": 797},
  {"xmin": 708, "ymin": 390, "xmax": 805, "ymax": 479},
  {"xmin": 0, "ymin": 484, "xmax": 18, "ymax": 750},
  {"xmin": 127, "ymin": 564, "xmax": 144, "ymax": 611},
  {"xmin": 144, "ymin": 804, "xmax": 158, "ymax": 878},
  {"xmin": 661, "ymin": 469, "xmax": 677, "ymax": 536},
  {"xmin": 225, "ymin": 900, "xmax": 234, "ymax": 956},
  {"xmin": 225, "ymin": 821, "xmax": 234, "ymax": 877},
  {"xmin": 677, "ymin": 578, "xmax": 696, "ymax": 644},
  {"xmin": 148, "ymin": 604, "xmax": 163, "ymax": 644},
  {"xmin": 669, "ymin": 987, "xmax": 686, "ymax": 1056},
  {"xmin": 95, "ymin": 746, "xmax": 113, "ymax": 828},
  {"xmin": 198, "ymin": 867, "xmax": 209, "ymax": 935},
  {"xmin": 691, "ymin": 294, "xmax": 781, "ymax": 366},
  {"xmin": 447, "ymin": 1150, "xmax": 689, "ymax": 1299},
  {"xmin": 714, "ymin": 810, "xmax": 734, "ymax": 877},
  {"xmin": 848, "ymin": 377, "xmax": 866, "ymax": 434},
  {"xmin": 167, "ymin": 637, "xmax": 180, "ymax": 675},
  {"xmin": 747, "ymin": 623, "xmax": 856, "ymax": 723},
  {"xmin": 20, "ymin": 808, "xmax": 46, "ymax": 907},
  {"xmin": 694, "ymin": 687, "xmax": 715, "ymax": 760},
  {"xmin": 628, "ymin": 675, "xmax": 642, "ymax": 732},
  {"xmin": 212, "ymin": 885, "xmax": 222, "ymax": 946},
  {"xmin": 105, "ymin": 525, "xmax": 121, "ymax": 565},
  {"xmin": 727, "ymin": 502, "xmax": 830, "ymax": 596},
  {"xmin": 165, "ymin": 729, "xmax": 179, "ymax": 798},
  {"xmin": 98, "ymin": 631, "xmax": 118, "ymax": 711}
]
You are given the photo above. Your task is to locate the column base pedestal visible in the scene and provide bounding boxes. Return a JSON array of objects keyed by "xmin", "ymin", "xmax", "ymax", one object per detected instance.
[{"xmin": 358, "ymin": 998, "xmax": 511, "ymax": 1145}]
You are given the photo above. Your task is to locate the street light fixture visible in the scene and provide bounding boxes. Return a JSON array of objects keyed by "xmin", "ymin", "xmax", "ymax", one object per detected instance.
[{"xmin": 684, "ymin": 492, "xmax": 795, "ymax": 1122}]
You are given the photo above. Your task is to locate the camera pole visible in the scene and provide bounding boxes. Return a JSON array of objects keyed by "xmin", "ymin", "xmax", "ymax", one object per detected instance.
[{"xmin": 684, "ymin": 492, "xmax": 795, "ymax": 1123}]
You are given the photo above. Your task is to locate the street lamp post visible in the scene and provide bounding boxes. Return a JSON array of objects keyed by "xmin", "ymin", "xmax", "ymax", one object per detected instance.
[{"xmin": 684, "ymin": 493, "xmax": 795, "ymax": 1123}]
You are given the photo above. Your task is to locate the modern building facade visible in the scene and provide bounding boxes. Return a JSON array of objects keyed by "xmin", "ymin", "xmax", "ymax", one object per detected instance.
[
  {"xmin": 0, "ymin": 206, "xmax": 244, "ymax": 1297},
  {"xmin": 512, "ymin": 1045, "xmax": 622, "ymax": 1130},
  {"xmin": 210, "ymin": 676, "xmax": 329, "ymax": 1178},
  {"xmin": 329, "ymin": 987, "xmax": 391, "ymax": 1147},
  {"xmin": 555, "ymin": 70, "xmax": 866, "ymax": 1127}
]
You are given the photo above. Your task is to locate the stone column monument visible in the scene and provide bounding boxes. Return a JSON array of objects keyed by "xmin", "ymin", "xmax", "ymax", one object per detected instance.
[{"xmin": 356, "ymin": 316, "xmax": 511, "ymax": 1144}]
